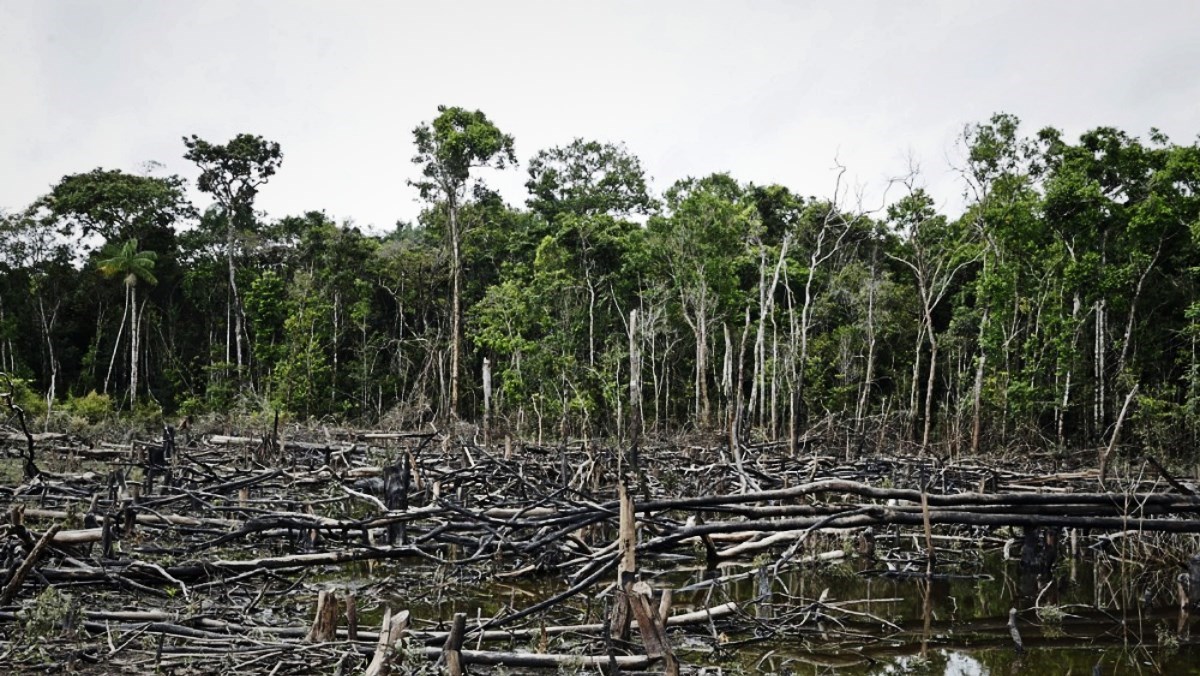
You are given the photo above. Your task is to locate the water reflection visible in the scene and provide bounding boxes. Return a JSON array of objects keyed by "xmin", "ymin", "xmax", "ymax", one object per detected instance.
[{"xmin": 666, "ymin": 547, "xmax": 1200, "ymax": 674}]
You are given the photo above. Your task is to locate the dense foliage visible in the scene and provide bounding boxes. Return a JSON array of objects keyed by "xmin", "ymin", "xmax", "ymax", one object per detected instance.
[{"xmin": 3, "ymin": 110, "xmax": 1200, "ymax": 456}]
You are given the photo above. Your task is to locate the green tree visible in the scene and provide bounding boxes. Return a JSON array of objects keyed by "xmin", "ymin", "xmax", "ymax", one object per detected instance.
[
  {"xmin": 97, "ymin": 239, "xmax": 158, "ymax": 406},
  {"xmin": 526, "ymin": 139, "xmax": 655, "ymax": 221},
  {"xmin": 42, "ymin": 167, "xmax": 192, "ymax": 405},
  {"xmin": 270, "ymin": 271, "xmax": 333, "ymax": 418},
  {"xmin": 44, "ymin": 168, "xmax": 193, "ymax": 244},
  {"xmin": 887, "ymin": 188, "xmax": 977, "ymax": 449},
  {"xmin": 959, "ymin": 113, "xmax": 1043, "ymax": 450},
  {"xmin": 650, "ymin": 174, "xmax": 758, "ymax": 428},
  {"xmin": 183, "ymin": 133, "xmax": 283, "ymax": 382},
  {"xmin": 374, "ymin": 222, "xmax": 447, "ymax": 417},
  {"xmin": 292, "ymin": 215, "xmax": 381, "ymax": 415},
  {"xmin": 410, "ymin": 106, "xmax": 515, "ymax": 417},
  {"xmin": 472, "ymin": 212, "xmax": 645, "ymax": 435},
  {"xmin": 0, "ymin": 206, "xmax": 75, "ymax": 409}
]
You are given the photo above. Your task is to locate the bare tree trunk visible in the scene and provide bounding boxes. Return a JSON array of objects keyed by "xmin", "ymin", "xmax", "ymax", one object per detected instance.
[
  {"xmin": 1116, "ymin": 243, "xmax": 1161, "ymax": 381},
  {"xmin": 0, "ymin": 300, "xmax": 6, "ymax": 373},
  {"xmin": 770, "ymin": 323, "xmax": 778, "ymax": 440},
  {"xmin": 923, "ymin": 331, "xmax": 938, "ymax": 451},
  {"xmin": 1057, "ymin": 369, "xmax": 1071, "ymax": 446},
  {"xmin": 650, "ymin": 325, "xmax": 661, "ymax": 432},
  {"xmin": 332, "ymin": 291, "xmax": 340, "ymax": 412},
  {"xmin": 797, "ymin": 255, "xmax": 818, "ymax": 433},
  {"xmin": 228, "ymin": 219, "xmax": 243, "ymax": 375},
  {"xmin": 225, "ymin": 263, "xmax": 232, "ymax": 367},
  {"xmin": 785, "ymin": 270, "xmax": 799, "ymax": 456},
  {"xmin": 662, "ymin": 339, "xmax": 671, "ymax": 434},
  {"xmin": 36, "ymin": 296, "xmax": 59, "ymax": 413},
  {"xmin": 729, "ymin": 306, "xmax": 754, "ymax": 491},
  {"xmin": 696, "ymin": 310, "xmax": 710, "ymax": 427},
  {"xmin": 909, "ymin": 324, "xmax": 925, "ymax": 436},
  {"xmin": 1057, "ymin": 291, "xmax": 1083, "ymax": 446},
  {"xmin": 105, "ymin": 289, "xmax": 129, "ymax": 396},
  {"xmin": 1094, "ymin": 300, "xmax": 1106, "ymax": 436},
  {"xmin": 482, "ymin": 357, "xmax": 492, "ymax": 447},
  {"xmin": 970, "ymin": 307, "xmax": 989, "ymax": 454},
  {"xmin": 130, "ymin": 283, "xmax": 139, "ymax": 407},
  {"xmin": 587, "ymin": 268, "xmax": 597, "ymax": 368},
  {"xmin": 1099, "ymin": 383, "xmax": 1139, "ymax": 486},
  {"xmin": 628, "ymin": 309, "xmax": 642, "ymax": 443},
  {"xmin": 749, "ymin": 236, "xmax": 791, "ymax": 437},
  {"xmin": 449, "ymin": 196, "xmax": 462, "ymax": 419},
  {"xmin": 751, "ymin": 247, "xmax": 766, "ymax": 430},
  {"xmin": 361, "ymin": 319, "xmax": 371, "ymax": 414},
  {"xmin": 722, "ymin": 324, "xmax": 733, "ymax": 424},
  {"xmin": 856, "ymin": 262, "xmax": 879, "ymax": 428}
]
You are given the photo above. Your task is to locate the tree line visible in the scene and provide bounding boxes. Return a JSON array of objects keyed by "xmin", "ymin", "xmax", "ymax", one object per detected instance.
[{"xmin": 2, "ymin": 108, "xmax": 1200, "ymax": 456}]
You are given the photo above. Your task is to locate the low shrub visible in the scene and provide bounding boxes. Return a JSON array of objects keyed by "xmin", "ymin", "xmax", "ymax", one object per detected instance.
[{"xmin": 65, "ymin": 390, "xmax": 113, "ymax": 424}]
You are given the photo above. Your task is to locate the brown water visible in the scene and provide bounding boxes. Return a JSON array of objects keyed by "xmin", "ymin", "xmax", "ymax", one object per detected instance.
[
  {"xmin": 662, "ymin": 549, "xmax": 1200, "ymax": 674},
  {"xmin": 331, "ymin": 542, "xmax": 1200, "ymax": 674}
]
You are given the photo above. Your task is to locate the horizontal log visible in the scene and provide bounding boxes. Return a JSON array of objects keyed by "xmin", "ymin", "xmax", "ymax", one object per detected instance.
[
  {"xmin": 455, "ymin": 648, "xmax": 651, "ymax": 669},
  {"xmin": 638, "ymin": 479, "xmax": 1200, "ymax": 512},
  {"xmin": 40, "ymin": 544, "xmax": 426, "ymax": 583},
  {"xmin": 645, "ymin": 506, "xmax": 1200, "ymax": 551},
  {"xmin": 0, "ymin": 600, "xmax": 739, "ymax": 645},
  {"xmin": 3, "ymin": 432, "xmax": 67, "ymax": 443},
  {"xmin": 206, "ymin": 435, "xmax": 259, "ymax": 445},
  {"xmin": 51, "ymin": 527, "xmax": 103, "ymax": 544},
  {"xmin": 23, "ymin": 507, "xmax": 239, "ymax": 529}
]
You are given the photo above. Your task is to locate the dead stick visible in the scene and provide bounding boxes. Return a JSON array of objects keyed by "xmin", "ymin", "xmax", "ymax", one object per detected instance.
[
  {"xmin": 1099, "ymin": 384, "xmax": 1138, "ymax": 487},
  {"xmin": 0, "ymin": 375, "xmax": 39, "ymax": 479},
  {"xmin": 1007, "ymin": 608, "xmax": 1024, "ymax": 653},
  {"xmin": 1142, "ymin": 453, "xmax": 1195, "ymax": 496},
  {"xmin": 921, "ymin": 491, "xmax": 934, "ymax": 576},
  {"xmin": 0, "ymin": 523, "xmax": 62, "ymax": 604}
]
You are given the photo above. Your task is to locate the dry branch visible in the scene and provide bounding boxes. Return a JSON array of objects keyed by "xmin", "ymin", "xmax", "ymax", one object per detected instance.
[{"xmin": 0, "ymin": 523, "xmax": 61, "ymax": 603}]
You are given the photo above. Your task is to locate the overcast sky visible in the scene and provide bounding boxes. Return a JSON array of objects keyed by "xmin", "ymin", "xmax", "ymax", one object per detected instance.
[{"xmin": 3, "ymin": 0, "xmax": 1199, "ymax": 232}]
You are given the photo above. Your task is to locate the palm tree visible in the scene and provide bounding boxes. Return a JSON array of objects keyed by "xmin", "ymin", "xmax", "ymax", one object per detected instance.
[{"xmin": 98, "ymin": 239, "xmax": 157, "ymax": 407}]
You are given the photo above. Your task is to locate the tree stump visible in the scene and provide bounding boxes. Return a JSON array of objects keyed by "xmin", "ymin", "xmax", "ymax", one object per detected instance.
[
  {"xmin": 364, "ymin": 608, "xmax": 410, "ymax": 676},
  {"xmin": 444, "ymin": 611, "xmax": 467, "ymax": 676},
  {"xmin": 629, "ymin": 581, "xmax": 678, "ymax": 675},
  {"xmin": 345, "ymin": 592, "xmax": 358, "ymax": 642},
  {"xmin": 1189, "ymin": 554, "xmax": 1200, "ymax": 609},
  {"xmin": 305, "ymin": 589, "xmax": 340, "ymax": 643}
]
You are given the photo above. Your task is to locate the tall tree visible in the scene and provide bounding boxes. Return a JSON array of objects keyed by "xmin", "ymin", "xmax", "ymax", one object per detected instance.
[
  {"xmin": 888, "ymin": 188, "xmax": 977, "ymax": 450},
  {"xmin": 959, "ymin": 113, "xmax": 1041, "ymax": 451},
  {"xmin": 651, "ymin": 174, "xmax": 756, "ymax": 429},
  {"xmin": 97, "ymin": 239, "xmax": 158, "ymax": 406},
  {"xmin": 0, "ymin": 206, "xmax": 73, "ymax": 408},
  {"xmin": 44, "ymin": 168, "xmax": 193, "ymax": 244},
  {"xmin": 410, "ymin": 106, "xmax": 515, "ymax": 417},
  {"xmin": 43, "ymin": 167, "xmax": 192, "ymax": 402},
  {"xmin": 526, "ymin": 139, "xmax": 655, "ymax": 221},
  {"xmin": 183, "ymin": 134, "xmax": 283, "ymax": 382}
]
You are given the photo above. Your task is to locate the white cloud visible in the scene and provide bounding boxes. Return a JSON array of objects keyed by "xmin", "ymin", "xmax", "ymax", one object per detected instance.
[{"xmin": 2, "ymin": 0, "xmax": 1198, "ymax": 230}]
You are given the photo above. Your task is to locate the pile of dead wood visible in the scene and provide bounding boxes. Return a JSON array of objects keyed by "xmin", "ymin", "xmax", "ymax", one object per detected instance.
[{"xmin": 1, "ymin": 425, "xmax": 1199, "ymax": 672}]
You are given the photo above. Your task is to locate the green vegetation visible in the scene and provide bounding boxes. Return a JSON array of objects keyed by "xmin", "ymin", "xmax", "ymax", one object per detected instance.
[{"xmin": 1, "ymin": 111, "xmax": 1199, "ymax": 457}]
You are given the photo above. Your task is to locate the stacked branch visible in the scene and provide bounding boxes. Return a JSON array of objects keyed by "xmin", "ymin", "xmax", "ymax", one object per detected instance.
[{"xmin": 1, "ymin": 426, "xmax": 1199, "ymax": 672}]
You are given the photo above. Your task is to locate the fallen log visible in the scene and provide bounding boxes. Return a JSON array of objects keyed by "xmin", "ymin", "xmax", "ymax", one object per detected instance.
[
  {"xmin": 40, "ymin": 544, "xmax": 427, "ymax": 584},
  {"xmin": 0, "ymin": 523, "xmax": 61, "ymax": 603},
  {"xmin": 643, "ymin": 506, "xmax": 1200, "ymax": 552}
]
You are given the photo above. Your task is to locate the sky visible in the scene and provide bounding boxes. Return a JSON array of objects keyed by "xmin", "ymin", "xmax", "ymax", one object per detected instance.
[{"xmin": 3, "ymin": 0, "xmax": 1200, "ymax": 233}]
